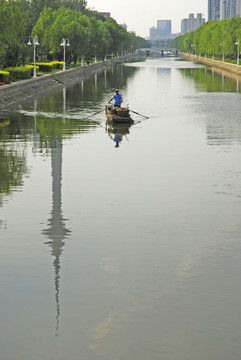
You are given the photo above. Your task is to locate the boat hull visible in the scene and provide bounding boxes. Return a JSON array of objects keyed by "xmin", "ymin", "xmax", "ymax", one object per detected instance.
[{"xmin": 105, "ymin": 106, "xmax": 133, "ymax": 124}]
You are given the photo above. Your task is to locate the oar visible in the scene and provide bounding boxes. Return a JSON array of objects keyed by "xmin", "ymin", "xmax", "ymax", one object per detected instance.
[
  {"xmin": 85, "ymin": 108, "xmax": 105, "ymax": 119},
  {"xmin": 129, "ymin": 109, "xmax": 149, "ymax": 119}
]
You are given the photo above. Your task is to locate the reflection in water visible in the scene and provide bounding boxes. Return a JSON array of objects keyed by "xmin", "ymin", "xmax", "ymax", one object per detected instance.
[
  {"xmin": 41, "ymin": 87, "xmax": 71, "ymax": 336},
  {"xmin": 105, "ymin": 120, "xmax": 134, "ymax": 148},
  {"xmin": 157, "ymin": 67, "xmax": 171, "ymax": 76},
  {"xmin": 179, "ymin": 66, "xmax": 241, "ymax": 149},
  {"xmin": 0, "ymin": 119, "xmax": 28, "ymax": 206},
  {"xmin": 42, "ymin": 138, "xmax": 71, "ymax": 335},
  {"xmin": 0, "ymin": 219, "xmax": 7, "ymax": 229},
  {"xmin": 63, "ymin": 86, "xmax": 66, "ymax": 116},
  {"xmin": 2, "ymin": 57, "xmax": 241, "ymax": 360},
  {"xmin": 180, "ymin": 67, "xmax": 241, "ymax": 93}
]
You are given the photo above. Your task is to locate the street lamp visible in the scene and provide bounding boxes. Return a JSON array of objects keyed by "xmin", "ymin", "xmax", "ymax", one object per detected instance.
[
  {"xmin": 235, "ymin": 41, "xmax": 239, "ymax": 65},
  {"xmin": 60, "ymin": 38, "xmax": 70, "ymax": 71},
  {"xmin": 27, "ymin": 35, "xmax": 40, "ymax": 78}
]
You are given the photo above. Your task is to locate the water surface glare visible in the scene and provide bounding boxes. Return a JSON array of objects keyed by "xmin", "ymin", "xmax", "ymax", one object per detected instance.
[{"xmin": 1, "ymin": 58, "xmax": 241, "ymax": 360}]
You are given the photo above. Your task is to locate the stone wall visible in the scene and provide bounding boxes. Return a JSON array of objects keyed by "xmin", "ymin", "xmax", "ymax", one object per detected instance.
[
  {"xmin": 181, "ymin": 53, "xmax": 241, "ymax": 76},
  {"xmin": 0, "ymin": 56, "xmax": 135, "ymax": 110}
]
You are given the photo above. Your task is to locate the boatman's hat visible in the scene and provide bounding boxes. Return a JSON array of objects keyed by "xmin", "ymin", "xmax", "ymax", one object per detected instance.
[{"xmin": 115, "ymin": 89, "xmax": 119, "ymax": 92}]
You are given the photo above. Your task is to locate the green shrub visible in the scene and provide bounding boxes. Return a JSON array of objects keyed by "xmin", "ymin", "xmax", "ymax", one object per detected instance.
[
  {"xmin": 52, "ymin": 61, "xmax": 64, "ymax": 69},
  {"xmin": 25, "ymin": 64, "xmax": 36, "ymax": 77},
  {"xmin": 35, "ymin": 62, "xmax": 54, "ymax": 72},
  {"xmin": 5, "ymin": 66, "xmax": 32, "ymax": 81},
  {"xmin": 0, "ymin": 70, "xmax": 10, "ymax": 83}
]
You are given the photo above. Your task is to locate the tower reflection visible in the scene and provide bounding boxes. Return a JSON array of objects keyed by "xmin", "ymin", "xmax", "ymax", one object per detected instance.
[{"xmin": 42, "ymin": 138, "xmax": 71, "ymax": 335}]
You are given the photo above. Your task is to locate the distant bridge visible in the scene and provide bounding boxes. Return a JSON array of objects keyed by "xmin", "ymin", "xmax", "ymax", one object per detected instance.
[{"xmin": 138, "ymin": 48, "xmax": 178, "ymax": 57}]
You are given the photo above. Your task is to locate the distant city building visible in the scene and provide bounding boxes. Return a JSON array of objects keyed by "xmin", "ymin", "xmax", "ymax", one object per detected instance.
[
  {"xmin": 149, "ymin": 20, "xmax": 172, "ymax": 40},
  {"xmin": 236, "ymin": 0, "xmax": 241, "ymax": 16},
  {"xmin": 181, "ymin": 13, "xmax": 205, "ymax": 34},
  {"xmin": 208, "ymin": 0, "xmax": 241, "ymax": 20},
  {"xmin": 208, "ymin": 0, "xmax": 220, "ymax": 20},
  {"xmin": 157, "ymin": 20, "xmax": 172, "ymax": 35},
  {"xmin": 220, "ymin": 0, "xmax": 236, "ymax": 19}
]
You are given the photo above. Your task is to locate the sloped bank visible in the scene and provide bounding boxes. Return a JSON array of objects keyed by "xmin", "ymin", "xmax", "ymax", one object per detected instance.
[
  {"xmin": 0, "ymin": 56, "xmax": 135, "ymax": 111},
  {"xmin": 181, "ymin": 53, "xmax": 241, "ymax": 76}
]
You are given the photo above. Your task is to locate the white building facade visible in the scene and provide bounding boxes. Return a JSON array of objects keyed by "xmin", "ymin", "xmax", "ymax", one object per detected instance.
[{"xmin": 181, "ymin": 13, "xmax": 205, "ymax": 35}]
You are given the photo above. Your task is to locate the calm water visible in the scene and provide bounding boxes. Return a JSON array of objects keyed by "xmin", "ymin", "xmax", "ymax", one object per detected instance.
[{"xmin": 1, "ymin": 58, "xmax": 241, "ymax": 360}]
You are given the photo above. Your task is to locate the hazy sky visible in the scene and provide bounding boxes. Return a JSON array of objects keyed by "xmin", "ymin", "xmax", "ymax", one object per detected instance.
[{"xmin": 87, "ymin": 0, "xmax": 207, "ymax": 38}]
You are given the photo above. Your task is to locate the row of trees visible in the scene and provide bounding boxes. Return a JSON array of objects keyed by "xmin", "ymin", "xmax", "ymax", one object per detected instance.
[
  {"xmin": 172, "ymin": 17, "xmax": 241, "ymax": 60},
  {"xmin": 0, "ymin": 0, "xmax": 149, "ymax": 69}
]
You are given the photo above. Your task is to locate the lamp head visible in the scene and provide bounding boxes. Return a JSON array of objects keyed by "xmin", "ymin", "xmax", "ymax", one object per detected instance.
[{"xmin": 34, "ymin": 38, "xmax": 40, "ymax": 46}]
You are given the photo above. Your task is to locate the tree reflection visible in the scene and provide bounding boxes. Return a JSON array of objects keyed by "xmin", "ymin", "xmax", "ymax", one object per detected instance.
[
  {"xmin": 0, "ymin": 121, "xmax": 28, "ymax": 206},
  {"xmin": 180, "ymin": 67, "xmax": 241, "ymax": 93}
]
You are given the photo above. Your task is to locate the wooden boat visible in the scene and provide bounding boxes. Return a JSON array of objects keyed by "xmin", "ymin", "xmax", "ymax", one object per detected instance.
[{"xmin": 105, "ymin": 105, "xmax": 133, "ymax": 124}]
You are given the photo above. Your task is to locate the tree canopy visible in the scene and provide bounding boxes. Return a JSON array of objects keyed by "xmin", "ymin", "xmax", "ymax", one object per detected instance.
[
  {"xmin": 172, "ymin": 17, "xmax": 241, "ymax": 60},
  {"xmin": 0, "ymin": 0, "xmax": 149, "ymax": 68}
]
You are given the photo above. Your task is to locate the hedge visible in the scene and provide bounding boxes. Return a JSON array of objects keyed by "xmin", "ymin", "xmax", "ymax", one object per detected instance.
[
  {"xmin": 0, "ymin": 61, "xmax": 65, "ymax": 84},
  {"xmin": 35, "ymin": 62, "xmax": 54, "ymax": 72},
  {"xmin": 52, "ymin": 61, "xmax": 64, "ymax": 69},
  {"xmin": 5, "ymin": 66, "xmax": 33, "ymax": 81},
  {"xmin": 25, "ymin": 64, "xmax": 36, "ymax": 77},
  {"xmin": 34, "ymin": 61, "xmax": 64, "ymax": 72},
  {"xmin": 0, "ymin": 70, "xmax": 10, "ymax": 83}
]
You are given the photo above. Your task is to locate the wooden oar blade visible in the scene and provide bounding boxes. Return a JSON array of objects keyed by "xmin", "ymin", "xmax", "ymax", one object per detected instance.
[{"xmin": 129, "ymin": 109, "xmax": 149, "ymax": 119}]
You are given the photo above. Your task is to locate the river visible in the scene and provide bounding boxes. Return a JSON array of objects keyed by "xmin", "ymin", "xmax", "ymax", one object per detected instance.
[{"xmin": 0, "ymin": 57, "xmax": 241, "ymax": 360}]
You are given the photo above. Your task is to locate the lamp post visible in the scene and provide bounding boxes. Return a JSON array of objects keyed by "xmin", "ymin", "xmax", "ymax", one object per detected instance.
[
  {"xmin": 220, "ymin": 43, "xmax": 224, "ymax": 62},
  {"xmin": 235, "ymin": 41, "xmax": 239, "ymax": 65},
  {"xmin": 60, "ymin": 38, "xmax": 70, "ymax": 71},
  {"xmin": 27, "ymin": 35, "xmax": 40, "ymax": 78},
  {"xmin": 92, "ymin": 44, "xmax": 97, "ymax": 63}
]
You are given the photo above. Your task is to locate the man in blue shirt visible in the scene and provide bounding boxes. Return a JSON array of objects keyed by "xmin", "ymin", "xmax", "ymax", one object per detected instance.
[{"xmin": 108, "ymin": 89, "xmax": 123, "ymax": 107}]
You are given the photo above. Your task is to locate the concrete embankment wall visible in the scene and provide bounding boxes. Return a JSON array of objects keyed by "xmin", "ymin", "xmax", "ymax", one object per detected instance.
[
  {"xmin": 0, "ymin": 56, "xmax": 134, "ymax": 111},
  {"xmin": 181, "ymin": 53, "xmax": 241, "ymax": 76}
]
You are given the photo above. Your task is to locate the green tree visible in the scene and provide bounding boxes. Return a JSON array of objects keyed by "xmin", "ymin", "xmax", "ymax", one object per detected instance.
[
  {"xmin": 0, "ymin": 0, "xmax": 25, "ymax": 68},
  {"xmin": 61, "ymin": 0, "xmax": 87, "ymax": 12},
  {"xmin": 32, "ymin": 7, "xmax": 56, "ymax": 60},
  {"xmin": 172, "ymin": 17, "xmax": 241, "ymax": 61}
]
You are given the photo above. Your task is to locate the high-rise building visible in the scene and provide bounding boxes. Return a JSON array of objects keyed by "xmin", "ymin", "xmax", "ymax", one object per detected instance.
[
  {"xmin": 220, "ymin": 0, "xmax": 227, "ymax": 19},
  {"xmin": 236, "ymin": 0, "xmax": 241, "ymax": 16},
  {"xmin": 220, "ymin": 0, "xmax": 237, "ymax": 19},
  {"xmin": 149, "ymin": 20, "xmax": 172, "ymax": 41},
  {"xmin": 157, "ymin": 20, "xmax": 172, "ymax": 36},
  {"xmin": 181, "ymin": 13, "xmax": 205, "ymax": 34},
  {"xmin": 229, "ymin": 0, "xmax": 237, "ymax": 17},
  {"xmin": 209, "ymin": 0, "xmax": 238, "ymax": 21},
  {"xmin": 208, "ymin": 0, "xmax": 220, "ymax": 20}
]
